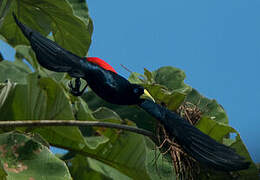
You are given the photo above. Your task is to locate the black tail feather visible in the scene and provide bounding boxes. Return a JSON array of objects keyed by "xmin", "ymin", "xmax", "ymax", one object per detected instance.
[
  {"xmin": 13, "ymin": 13, "xmax": 85, "ymax": 77},
  {"xmin": 139, "ymin": 99, "xmax": 250, "ymax": 171}
]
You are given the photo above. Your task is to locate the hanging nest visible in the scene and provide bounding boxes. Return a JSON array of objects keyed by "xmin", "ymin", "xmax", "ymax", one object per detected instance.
[{"xmin": 156, "ymin": 102, "xmax": 202, "ymax": 180}]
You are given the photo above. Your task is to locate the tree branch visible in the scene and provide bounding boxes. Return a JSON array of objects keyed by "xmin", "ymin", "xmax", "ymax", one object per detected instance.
[{"xmin": 0, "ymin": 120, "xmax": 157, "ymax": 142}]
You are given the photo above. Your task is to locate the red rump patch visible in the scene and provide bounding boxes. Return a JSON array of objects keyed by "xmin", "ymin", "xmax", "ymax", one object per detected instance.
[{"xmin": 86, "ymin": 57, "xmax": 117, "ymax": 74}]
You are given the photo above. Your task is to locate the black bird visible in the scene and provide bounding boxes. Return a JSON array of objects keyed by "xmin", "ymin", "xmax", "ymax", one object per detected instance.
[{"xmin": 13, "ymin": 14, "xmax": 250, "ymax": 171}]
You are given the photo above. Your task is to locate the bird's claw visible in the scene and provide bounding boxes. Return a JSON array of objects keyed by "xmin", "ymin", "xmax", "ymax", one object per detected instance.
[
  {"xmin": 68, "ymin": 78, "xmax": 83, "ymax": 96},
  {"xmin": 68, "ymin": 78, "xmax": 88, "ymax": 96}
]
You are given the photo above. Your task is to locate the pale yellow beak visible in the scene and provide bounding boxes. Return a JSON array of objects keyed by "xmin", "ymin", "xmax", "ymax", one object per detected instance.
[{"xmin": 141, "ymin": 89, "xmax": 155, "ymax": 102}]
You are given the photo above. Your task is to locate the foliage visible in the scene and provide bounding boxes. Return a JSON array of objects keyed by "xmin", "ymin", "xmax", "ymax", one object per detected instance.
[
  {"xmin": 0, "ymin": 132, "xmax": 72, "ymax": 180},
  {"xmin": 0, "ymin": 0, "xmax": 258, "ymax": 179}
]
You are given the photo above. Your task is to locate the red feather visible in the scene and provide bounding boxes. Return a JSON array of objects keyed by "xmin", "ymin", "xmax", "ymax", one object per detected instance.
[{"xmin": 86, "ymin": 57, "xmax": 117, "ymax": 74}]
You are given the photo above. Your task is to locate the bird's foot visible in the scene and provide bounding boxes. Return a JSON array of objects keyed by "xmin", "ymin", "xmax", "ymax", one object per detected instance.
[{"xmin": 68, "ymin": 78, "xmax": 88, "ymax": 96}]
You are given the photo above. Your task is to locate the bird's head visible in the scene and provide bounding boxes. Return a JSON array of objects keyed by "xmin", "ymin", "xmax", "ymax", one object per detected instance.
[{"xmin": 131, "ymin": 84, "xmax": 155, "ymax": 103}]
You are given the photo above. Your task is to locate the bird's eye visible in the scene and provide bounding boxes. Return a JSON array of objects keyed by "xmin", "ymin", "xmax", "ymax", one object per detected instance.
[{"xmin": 133, "ymin": 88, "xmax": 139, "ymax": 94}]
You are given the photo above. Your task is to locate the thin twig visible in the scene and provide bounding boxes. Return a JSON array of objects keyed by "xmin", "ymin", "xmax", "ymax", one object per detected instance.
[
  {"xmin": 0, "ymin": 120, "xmax": 157, "ymax": 142},
  {"xmin": 120, "ymin": 64, "xmax": 132, "ymax": 73}
]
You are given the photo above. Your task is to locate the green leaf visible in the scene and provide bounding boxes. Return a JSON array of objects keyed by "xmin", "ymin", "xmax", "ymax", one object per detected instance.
[
  {"xmin": 84, "ymin": 136, "xmax": 109, "ymax": 150},
  {"xmin": 0, "ymin": 73, "xmax": 87, "ymax": 152},
  {"xmin": 34, "ymin": 126, "xmax": 86, "ymax": 151},
  {"xmin": 0, "ymin": 132, "xmax": 72, "ymax": 180},
  {"xmin": 37, "ymin": 77, "xmax": 74, "ymax": 120},
  {"xmin": 68, "ymin": 154, "xmax": 111, "ymax": 180},
  {"xmin": 196, "ymin": 117, "xmax": 258, "ymax": 179},
  {"xmin": 80, "ymin": 131, "xmax": 150, "ymax": 180},
  {"xmin": 144, "ymin": 68, "xmax": 154, "ymax": 83},
  {"xmin": 146, "ymin": 67, "xmax": 229, "ymax": 124},
  {"xmin": 0, "ymin": 0, "xmax": 92, "ymax": 56},
  {"xmin": 92, "ymin": 107, "xmax": 122, "ymax": 121},
  {"xmin": 66, "ymin": 0, "xmax": 93, "ymax": 37},
  {"xmin": 15, "ymin": 45, "xmax": 39, "ymax": 70},
  {"xmin": 143, "ymin": 84, "xmax": 186, "ymax": 111},
  {"xmin": 186, "ymin": 88, "xmax": 229, "ymax": 124},
  {"xmin": 88, "ymin": 157, "xmax": 131, "ymax": 180},
  {"xmin": 144, "ymin": 138, "xmax": 176, "ymax": 180},
  {"xmin": 128, "ymin": 72, "xmax": 145, "ymax": 84},
  {"xmin": 67, "ymin": 96, "xmax": 150, "ymax": 179},
  {"xmin": 228, "ymin": 135, "xmax": 259, "ymax": 180},
  {"xmin": 0, "ymin": 73, "xmax": 74, "ymax": 120},
  {"xmin": 196, "ymin": 116, "xmax": 234, "ymax": 142},
  {"xmin": 74, "ymin": 98, "xmax": 96, "ymax": 121},
  {"xmin": 153, "ymin": 66, "xmax": 192, "ymax": 93},
  {"xmin": 0, "ymin": 60, "xmax": 31, "ymax": 84},
  {"xmin": 0, "ymin": 0, "xmax": 13, "ymax": 28}
]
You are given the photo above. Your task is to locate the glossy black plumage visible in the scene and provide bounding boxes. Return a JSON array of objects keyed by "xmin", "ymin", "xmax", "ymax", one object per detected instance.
[
  {"xmin": 139, "ymin": 100, "xmax": 250, "ymax": 171},
  {"xmin": 13, "ymin": 14, "xmax": 250, "ymax": 171},
  {"xmin": 13, "ymin": 14, "xmax": 143, "ymax": 105}
]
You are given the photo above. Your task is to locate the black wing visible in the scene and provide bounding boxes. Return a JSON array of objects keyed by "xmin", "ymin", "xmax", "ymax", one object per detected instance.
[
  {"xmin": 139, "ymin": 99, "xmax": 250, "ymax": 171},
  {"xmin": 13, "ymin": 13, "xmax": 85, "ymax": 78}
]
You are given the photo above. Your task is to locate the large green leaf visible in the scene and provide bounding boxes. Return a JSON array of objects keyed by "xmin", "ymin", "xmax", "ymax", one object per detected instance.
[
  {"xmin": 68, "ymin": 154, "xmax": 111, "ymax": 180},
  {"xmin": 0, "ymin": 73, "xmax": 87, "ymax": 152},
  {"xmin": 0, "ymin": 0, "xmax": 13, "ymax": 28},
  {"xmin": 196, "ymin": 117, "xmax": 258, "ymax": 179},
  {"xmin": 88, "ymin": 157, "xmax": 131, "ymax": 180},
  {"xmin": 79, "ymin": 131, "xmax": 149, "ymax": 180},
  {"xmin": 143, "ymin": 84, "xmax": 186, "ymax": 111},
  {"xmin": 228, "ymin": 136, "xmax": 259, "ymax": 179},
  {"xmin": 0, "ymin": 60, "xmax": 31, "ymax": 84},
  {"xmin": 185, "ymin": 89, "xmax": 229, "ymax": 124},
  {"xmin": 153, "ymin": 66, "xmax": 192, "ymax": 94},
  {"xmin": 14, "ymin": 45, "xmax": 39, "ymax": 71},
  {"xmin": 145, "ymin": 138, "xmax": 176, "ymax": 180},
  {"xmin": 0, "ymin": 132, "xmax": 72, "ymax": 180},
  {"xmin": 196, "ymin": 116, "xmax": 233, "ymax": 142},
  {"xmin": 68, "ymin": 154, "xmax": 131, "ymax": 180},
  {"xmin": 0, "ymin": 73, "xmax": 74, "ymax": 120},
  {"xmin": 66, "ymin": 0, "xmax": 93, "ymax": 38},
  {"xmin": 128, "ymin": 72, "xmax": 145, "ymax": 84},
  {"xmin": 0, "ymin": 0, "xmax": 92, "ymax": 56},
  {"xmin": 60, "ymin": 98, "xmax": 151, "ymax": 180},
  {"xmin": 84, "ymin": 99, "xmax": 151, "ymax": 179}
]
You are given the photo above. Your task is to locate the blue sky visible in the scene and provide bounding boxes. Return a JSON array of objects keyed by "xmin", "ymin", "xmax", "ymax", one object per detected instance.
[
  {"xmin": 1, "ymin": 0, "xmax": 260, "ymax": 162},
  {"xmin": 87, "ymin": 0, "xmax": 260, "ymax": 162}
]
